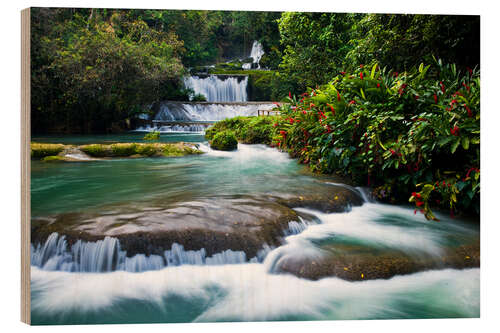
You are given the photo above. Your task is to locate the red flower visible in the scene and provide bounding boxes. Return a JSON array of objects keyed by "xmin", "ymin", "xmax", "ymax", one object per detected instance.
[
  {"xmin": 360, "ymin": 64, "xmax": 364, "ymax": 68},
  {"xmin": 337, "ymin": 92, "xmax": 341, "ymax": 101},
  {"xmin": 289, "ymin": 91, "xmax": 292, "ymax": 99},
  {"xmin": 416, "ymin": 201, "xmax": 424, "ymax": 207},
  {"xmin": 340, "ymin": 71, "xmax": 346, "ymax": 75},
  {"xmin": 279, "ymin": 130, "xmax": 286, "ymax": 136},
  {"xmin": 360, "ymin": 72, "xmax": 364, "ymax": 80},
  {"xmin": 349, "ymin": 100, "xmax": 356, "ymax": 105},
  {"xmin": 393, "ymin": 71, "xmax": 399, "ymax": 77},
  {"xmin": 434, "ymin": 94, "xmax": 438, "ymax": 103},
  {"xmin": 273, "ymin": 123, "xmax": 277, "ymax": 128},
  {"xmin": 464, "ymin": 104, "xmax": 472, "ymax": 117},
  {"xmin": 390, "ymin": 149, "xmax": 397, "ymax": 156},
  {"xmin": 450, "ymin": 125, "xmax": 459, "ymax": 136},
  {"xmin": 377, "ymin": 83, "xmax": 380, "ymax": 88},
  {"xmin": 302, "ymin": 110, "xmax": 307, "ymax": 115},
  {"xmin": 310, "ymin": 103, "xmax": 316, "ymax": 107},
  {"xmin": 440, "ymin": 81, "xmax": 445, "ymax": 93},
  {"xmin": 414, "ymin": 95, "xmax": 419, "ymax": 100}
]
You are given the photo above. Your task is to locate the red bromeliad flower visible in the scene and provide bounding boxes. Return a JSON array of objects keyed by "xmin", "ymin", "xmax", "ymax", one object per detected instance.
[
  {"xmin": 340, "ymin": 71, "xmax": 346, "ymax": 75},
  {"xmin": 450, "ymin": 125, "xmax": 460, "ymax": 136},
  {"xmin": 279, "ymin": 130, "xmax": 286, "ymax": 136},
  {"xmin": 440, "ymin": 81, "xmax": 445, "ymax": 93},
  {"xmin": 360, "ymin": 72, "xmax": 364, "ymax": 80},
  {"xmin": 349, "ymin": 100, "xmax": 356, "ymax": 105},
  {"xmin": 289, "ymin": 91, "xmax": 292, "ymax": 99},
  {"xmin": 377, "ymin": 83, "xmax": 380, "ymax": 88},
  {"xmin": 464, "ymin": 104, "xmax": 472, "ymax": 117},
  {"xmin": 434, "ymin": 94, "xmax": 438, "ymax": 103},
  {"xmin": 390, "ymin": 149, "xmax": 397, "ymax": 156},
  {"xmin": 393, "ymin": 71, "xmax": 399, "ymax": 78},
  {"xmin": 302, "ymin": 110, "xmax": 307, "ymax": 115},
  {"xmin": 273, "ymin": 123, "xmax": 277, "ymax": 128},
  {"xmin": 337, "ymin": 92, "xmax": 341, "ymax": 102},
  {"xmin": 414, "ymin": 95, "xmax": 419, "ymax": 100}
]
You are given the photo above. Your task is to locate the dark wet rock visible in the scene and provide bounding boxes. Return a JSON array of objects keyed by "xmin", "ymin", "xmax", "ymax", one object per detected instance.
[
  {"xmin": 31, "ymin": 196, "xmax": 301, "ymax": 258},
  {"xmin": 274, "ymin": 241, "xmax": 480, "ymax": 281},
  {"xmin": 271, "ymin": 184, "xmax": 365, "ymax": 213}
]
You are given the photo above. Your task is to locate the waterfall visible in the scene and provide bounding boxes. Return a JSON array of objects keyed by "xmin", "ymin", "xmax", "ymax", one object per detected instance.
[
  {"xmin": 242, "ymin": 40, "xmax": 265, "ymax": 69},
  {"xmin": 153, "ymin": 102, "xmax": 274, "ymax": 122},
  {"xmin": 31, "ymin": 233, "xmax": 260, "ymax": 273},
  {"xmin": 183, "ymin": 75, "xmax": 248, "ymax": 102}
]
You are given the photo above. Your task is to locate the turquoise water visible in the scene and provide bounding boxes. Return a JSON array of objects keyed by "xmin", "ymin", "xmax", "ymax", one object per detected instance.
[{"xmin": 30, "ymin": 134, "xmax": 480, "ymax": 325}]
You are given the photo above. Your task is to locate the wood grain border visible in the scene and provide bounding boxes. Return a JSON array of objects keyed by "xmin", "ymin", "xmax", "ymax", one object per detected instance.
[{"xmin": 21, "ymin": 7, "xmax": 31, "ymax": 325}]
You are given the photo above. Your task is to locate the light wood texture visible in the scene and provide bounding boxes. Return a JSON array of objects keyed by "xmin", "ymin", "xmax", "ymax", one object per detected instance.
[{"xmin": 21, "ymin": 7, "xmax": 31, "ymax": 325}]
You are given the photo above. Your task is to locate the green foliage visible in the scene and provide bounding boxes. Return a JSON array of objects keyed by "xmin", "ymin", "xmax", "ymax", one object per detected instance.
[
  {"xmin": 31, "ymin": 8, "xmax": 185, "ymax": 134},
  {"xmin": 210, "ymin": 131, "xmax": 238, "ymax": 151},
  {"xmin": 345, "ymin": 14, "xmax": 480, "ymax": 71},
  {"xmin": 206, "ymin": 116, "xmax": 279, "ymax": 144},
  {"xmin": 31, "ymin": 143, "xmax": 64, "ymax": 158},
  {"xmin": 273, "ymin": 60, "xmax": 480, "ymax": 218},
  {"xmin": 143, "ymin": 131, "xmax": 160, "ymax": 140}
]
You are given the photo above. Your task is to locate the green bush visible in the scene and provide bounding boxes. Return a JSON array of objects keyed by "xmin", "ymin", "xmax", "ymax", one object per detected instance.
[
  {"xmin": 273, "ymin": 59, "xmax": 479, "ymax": 219},
  {"xmin": 31, "ymin": 143, "xmax": 64, "ymax": 158},
  {"xmin": 210, "ymin": 131, "xmax": 238, "ymax": 151},
  {"xmin": 143, "ymin": 131, "xmax": 160, "ymax": 141}
]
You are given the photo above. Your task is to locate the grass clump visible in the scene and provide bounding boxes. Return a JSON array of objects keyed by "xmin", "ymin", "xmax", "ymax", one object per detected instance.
[
  {"xmin": 210, "ymin": 130, "xmax": 238, "ymax": 151},
  {"xmin": 206, "ymin": 116, "xmax": 278, "ymax": 145},
  {"xmin": 31, "ymin": 143, "xmax": 64, "ymax": 158}
]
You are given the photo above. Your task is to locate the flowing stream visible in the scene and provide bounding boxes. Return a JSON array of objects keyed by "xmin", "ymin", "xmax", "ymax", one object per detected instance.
[{"xmin": 30, "ymin": 139, "xmax": 480, "ymax": 324}]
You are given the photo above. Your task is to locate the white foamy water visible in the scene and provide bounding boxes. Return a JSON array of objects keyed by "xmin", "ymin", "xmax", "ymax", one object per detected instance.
[
  {"xmin": 242, "ymin": 40, "xmax": 265, "ymax": 69},
  {"xmin": 183, "ymin": 75, "xmax": 249, "ymax": 102},
  {"xmin": 31, "ymin": 265, "xmax": 479, "ymax": 322},
  {"xmin": 153, "ymin": 102, "xmax": 274, "ymax": 122}
]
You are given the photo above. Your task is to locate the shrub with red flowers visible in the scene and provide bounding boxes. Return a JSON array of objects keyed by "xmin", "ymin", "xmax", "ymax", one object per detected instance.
[{"xmin": 271, "ymin": 59, "xmax": 480, "ymax": 220}]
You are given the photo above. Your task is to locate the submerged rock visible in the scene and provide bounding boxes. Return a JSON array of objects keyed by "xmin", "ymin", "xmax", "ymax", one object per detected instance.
[
  {"xmin": 273, "ymin": 241, "xmax": 480, "ymax": 281},
  {"xmin": 31, "ymin": 196, "xmax": 301, "ymax": 258}
]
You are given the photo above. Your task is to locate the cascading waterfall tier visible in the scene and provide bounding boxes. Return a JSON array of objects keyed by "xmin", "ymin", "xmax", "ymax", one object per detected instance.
[
  {"xmin": 135, "ymin": 102, "xmax": 275, "ymax": 133},
  {"xmin": 183, "ymin": 75, "xmax": 249, "ymax": 102},
  {"xmin": 242, "ymin": 40, "xmax": 265, "ymax": 69},
  {"xmin": 31, "ymin": 232, "xmax": 266, "ymax": 273}
]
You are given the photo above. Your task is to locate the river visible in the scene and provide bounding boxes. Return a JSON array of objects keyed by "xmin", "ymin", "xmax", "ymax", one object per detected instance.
[{"xmin": 30, "ymin": 133, "xmax": 479, "ymax": 324}]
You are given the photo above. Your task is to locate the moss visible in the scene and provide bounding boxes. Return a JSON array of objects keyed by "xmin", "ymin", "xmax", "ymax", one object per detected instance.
[
  {"xmin": 41, "ymin": 155, "xmax": 65, "ymax": 162},
  {"xmin": 111, "ymin": 143, "xmax": 138, "ymax": 156},
  {"xmin": 210, "ymin": 130, "xmax": 238, "ymax": 151},
  {"xmin": 80, "ymin": 144, "xmax": 108, "ymax": 157},
  {"xmin": 136, "ymin": 144, "xmax": 157, "ymax": 156},
  {"xmin": 143, "ymin": 131, "xmax": 160, "ymax": 141},
  {"xmin": 31, "ymin": 143, "xmax": 64, "ymax": 158}
]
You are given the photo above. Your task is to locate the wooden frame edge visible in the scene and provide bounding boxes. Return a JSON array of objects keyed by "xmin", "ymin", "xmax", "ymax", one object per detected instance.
[{"xmin": 21, "ymin": 7, "xmax": 31, "ymax": 325}]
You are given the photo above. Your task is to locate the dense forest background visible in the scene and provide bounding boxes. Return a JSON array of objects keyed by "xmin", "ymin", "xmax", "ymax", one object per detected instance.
[{"xmin": 31, "ymin": 8, "xmax": 479, "ymax": 134}]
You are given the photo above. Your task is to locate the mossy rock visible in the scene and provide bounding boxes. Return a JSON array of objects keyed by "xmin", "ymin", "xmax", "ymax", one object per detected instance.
[
  {"xmin": 111, "ymin": 143, "xmax": 138, "ymax": 157},
  {"xmin": 79, "ymin": 144, "xmax": 109, "ymax": 157},
  {"xmin": 143, "ymin": 131, "xmax": 160, "ymax": 141},
  {"xmin": 210, "ymin": 131, "xmax": 238, "ymax": 151},
  {"xmin": 41, "ymin": 155, "xmax": 65, "ymax": 162},
  {"xmin": 31, "ymin": 143, "xmax": 64, "ymax": 158}
]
